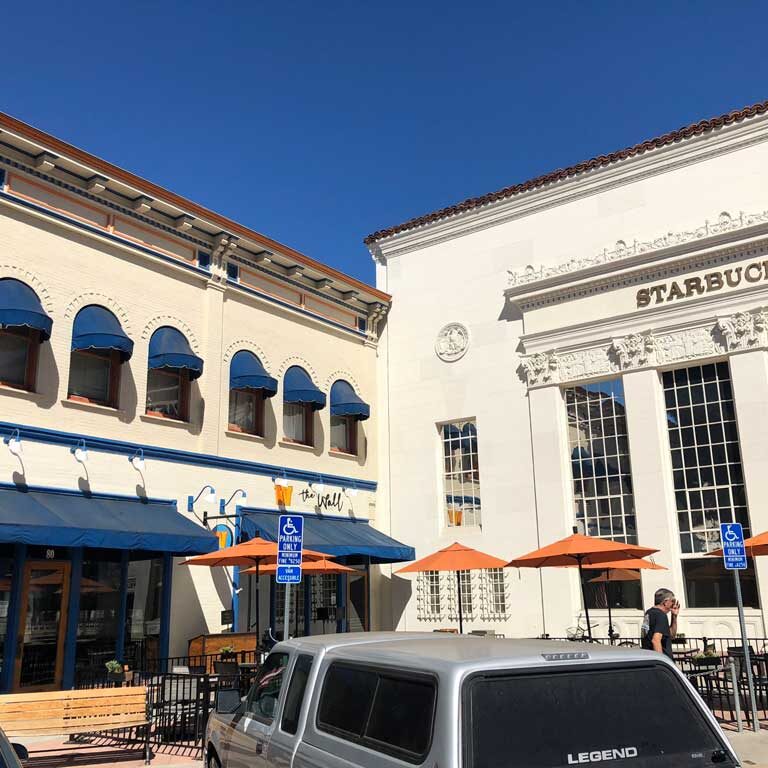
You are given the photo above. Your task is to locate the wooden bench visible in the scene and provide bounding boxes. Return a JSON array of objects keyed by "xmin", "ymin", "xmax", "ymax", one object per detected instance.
[{"xmin": 0, "ymin": 686, "xmax": 151, "ymax": 764}]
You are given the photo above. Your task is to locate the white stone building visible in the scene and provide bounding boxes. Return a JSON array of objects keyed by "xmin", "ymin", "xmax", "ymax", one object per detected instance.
[{"xmin": 370, "ymin": 100, "xmax": 768, "ymax": 641}]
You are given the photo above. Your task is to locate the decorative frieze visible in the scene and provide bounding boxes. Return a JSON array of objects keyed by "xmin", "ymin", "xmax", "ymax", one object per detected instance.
[
  {"xmin": 508, "ymin": 209, "xmax": 768, "ymax": 288},
  {"xmin": 520, "ymin": 307, "xmax": 768, "ymax": 388}
]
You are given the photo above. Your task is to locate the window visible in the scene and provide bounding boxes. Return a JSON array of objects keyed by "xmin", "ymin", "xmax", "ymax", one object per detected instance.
[
  {"xmin": 68, "ymin": 349, "xmax": 120, "ymax": 407},
  {"xmin": 448, "ymin": 570, "xmax": 473, "ymax": 620},
  {"xmin": 229, "ymin": 388, "xmax": 264, "ymax": 435},
  {"xmin": 246, "ymin": 651, "xmax": 289, "ymax": 722},
  {"xmin": 330, "ymin": 415, "xmax": 357, "ymax": 454},
  {"xmin": 583, "ymin": 571, "xmax": 642, "ymax": 611},
  {"xmin": 441, "ymin": 420, "xmax": 481, "ymax": 527},
  {"xmin": 317, "ymin": 664, "xmax": 436, "ymax": 763},
  {"xmin": 565, "ymin": 379, "xmax": 637, "ymax": 544},
  {"xmin": 464, "ymin": 666, "xmax": 734, "ymax": 768},
  {"xmin": 682, "ymin": 558, "xmax": 758, "ymax": 609},
  {"xmin": 284, "ymin": 402, "xmax": 312, "ymax": 445},
  {"xmin": 483, "ymin": 568, "xmax": 507, "ymax": 617},
  {"xmin": 664, "ymin": 362, "xmax": 755, "ymax": 608},
  {"xmin": 146, "ymin": 368, "xmax": 189, "ymax": 421},
  {"xmin": 281, "ymin": 654, "xmax": 314, "ymax": 735},
  {"xmin": 311, "ymin": 574, "xmax": 337, "ymax": 621},
  {"xmin": 417, "ymin": 571, "xmax": 442, "ymax": 619},
  {"xmin": 0, "ymin": 328, "xmax": 38, "ymax": 390}
]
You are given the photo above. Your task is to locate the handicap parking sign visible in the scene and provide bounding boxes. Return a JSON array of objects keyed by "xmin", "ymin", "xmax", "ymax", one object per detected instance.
[
  {"xmin": 720, "ymin": 522, "xmax": 747, "ymax": 570},
  {"xmin": 277, "ymin": 515, "xmax": 304, "ymax": 583}
]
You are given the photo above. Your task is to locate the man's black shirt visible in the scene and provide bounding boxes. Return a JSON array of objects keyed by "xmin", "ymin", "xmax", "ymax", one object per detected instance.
[{"xmin": 641, "ymin": 606, "xmax": 673, "ymax": 659}]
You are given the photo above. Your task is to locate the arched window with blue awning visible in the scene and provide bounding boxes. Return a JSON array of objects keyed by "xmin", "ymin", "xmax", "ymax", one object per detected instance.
[
  {"xmin": 72, "ymin": 305, "xmax": 133, "ymax": 361},
  {"xmin": 283, "ymin": 366, "xmax": 324, "ymax": 446},
  {"xmin": 228, "ymin": 350, "xmax": 276, "ymax": 437},
  {"xmin": 0, "ymin": 278, "xmax": 53, "ymax": 340},
  {"xmin": 68, "ymin": 305, "xmax": 134, "ymax": 408},
  {"xmin": 330, "ymin": 380, "xmax": 370, "ymax": 420},
  {"xmin": 0, "ymin": 278, "xmax": 52, "ymax": 392},
  {"xmin": 146, "ymin": 326, "xmax": 202, "ymax": 422}
]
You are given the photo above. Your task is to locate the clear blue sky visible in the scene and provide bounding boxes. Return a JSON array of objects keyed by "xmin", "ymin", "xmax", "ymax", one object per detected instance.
[{"xmin": 2, "ymin": 2, "xmax": 767, "ymax": 285}]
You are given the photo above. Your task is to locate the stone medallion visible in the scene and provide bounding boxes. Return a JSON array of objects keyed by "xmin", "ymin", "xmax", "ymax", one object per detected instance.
[{"xmin": 435, "ymin": 322, "xmax": 469, "ymax": 362}]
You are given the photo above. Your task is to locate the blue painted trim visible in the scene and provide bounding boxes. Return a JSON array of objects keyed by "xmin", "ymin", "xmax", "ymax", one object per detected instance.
[
  {"xmin": 0, "ymin": 182, "xmax": 372, "ymax": 342},
  {"xmin": 0, "ymin": 421, "xmax": 378, "ymax": 492},
  {"xmin": 0, "ymin": 543, "xmax": 25, "ymax": 692},
  {"xmin": 232, "ymin": 510, "xmax": 242, "ymax": 633},
  {"xmin": 115, "ymin": 550, "xmax": 129, "ymax": 663},
  {"xmin": 241, "ymin": 506, "xmax": 370, "ymax": 523},
  {"xmin": 198, "ymin": 251, "xmax": 211, "ymax": 270},
  {"xmin": 159, "ymin": 553, "xmax": 173, "ymax": 670},
  {"xmin": 303, "ymin": 575, "xmax": 311, "ymax": 636},
  {"xmin": 226, "ymin": 262, "xmax": 239, "ymax": 281},
  {"xmin": 0, "ymin": 479, "xmax": 176, "ymax": 506},
  {"xmin": 0, "ymin": 190, "xmax": 213, "ymax": 281},
  {"xmin": 62, "ymin": 547, "xmax": 83, "ymax": 689},
  {"xmin": 0, "ymin": 168, "xmax": 6, "ymax": 187},
  {"xmin": 269, "ymin": 576, "xmax": 276, "ymax": 634}
]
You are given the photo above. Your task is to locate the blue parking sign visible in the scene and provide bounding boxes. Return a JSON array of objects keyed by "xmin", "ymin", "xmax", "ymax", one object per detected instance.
[
  {"xmin": 720, "ymin": 522, "xmax": 747, "ymax": 570},
  {"xmin": 277, "ymin": 515, "xmax": 304, "ymax": 583}
]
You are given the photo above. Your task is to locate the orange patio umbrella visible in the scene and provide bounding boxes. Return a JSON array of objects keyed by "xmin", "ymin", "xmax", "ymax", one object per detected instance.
[
  {"xmin": 585, "ymin": 558, "xmax": 667, "ymax": 643},
  {"xmin": 507, "ymin": 530, "xmax": 659, "ymax": 640},
  {"xmin": 708, "ymin": 529, "xmax": 768, "ymax": 558},
  {"xmin": 397, "ymin": 542, "xmax": 508, "ymax": 633}
]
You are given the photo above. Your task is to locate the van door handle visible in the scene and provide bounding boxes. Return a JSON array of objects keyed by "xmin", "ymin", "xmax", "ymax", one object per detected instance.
[{"xmin": 255, "ymin": 740, "xmax": 264, "ymax": 755}]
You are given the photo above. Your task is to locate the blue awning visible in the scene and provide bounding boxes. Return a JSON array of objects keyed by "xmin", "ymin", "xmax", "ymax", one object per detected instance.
[
  {"xmin": 241, "ymin": 510, "xmax": 414, "ymax": 564},
  {"xmin": 0, "ymin": 485, "xmax": 217, "ymax": 555},
  {"xmin": 0, "ymin": 278, "xmax": 53, "ymax": 341},
  {"xmin": 149, "ymin": 327, "xmax": 203, "ymax": 380},
  {"xmin": 230, "ymin": 350, "xmax": 277, "ymax": 396},
  {"xmin": 330, "ymin": 380, "xmax": 370, "ymax": 420},
  {"xmin": 72, "ymin": 305, "xmax": 134, "ymax": 361},
  {"xmin": 284, "ymin": 366, "xmax": 326, "ymax": 410}
]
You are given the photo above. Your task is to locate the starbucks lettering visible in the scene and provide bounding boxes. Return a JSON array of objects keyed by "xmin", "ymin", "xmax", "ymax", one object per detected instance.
[{"xmin": 636, "ymin": 261, "xmax": 768, "ymax": 308}]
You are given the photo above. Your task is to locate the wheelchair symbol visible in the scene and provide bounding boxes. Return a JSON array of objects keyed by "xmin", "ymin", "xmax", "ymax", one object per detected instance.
[
  {"xmin": 723, "ymin": 525, "xmax": 739, "ymax": 543},
  {"xmin": 282, "ymin": 518, "xmax": 298, "ymax": 536}
]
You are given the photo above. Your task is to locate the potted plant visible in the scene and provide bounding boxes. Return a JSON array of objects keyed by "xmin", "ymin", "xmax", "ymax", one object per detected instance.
[
  {"xmin": 692, "ymin": 650, "xmax": 720, "ymax": 667},
  {"xmin": 105, "ymin": 659, "xmax": 125, "ymax": 682},
  {"xmin": 219, "ymin": 645, "xmax": 237, "ymax": 661}
]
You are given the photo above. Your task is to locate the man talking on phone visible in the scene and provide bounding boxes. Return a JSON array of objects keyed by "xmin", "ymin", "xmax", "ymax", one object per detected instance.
[{"xmin": 641, "ymin": 588, "xmax": 680, "ymax": 659}]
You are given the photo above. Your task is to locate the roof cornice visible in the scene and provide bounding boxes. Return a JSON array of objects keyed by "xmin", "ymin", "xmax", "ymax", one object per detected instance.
[{"xmin": 367, "ymin": 100, "xmax": 768, "ymax": 260}]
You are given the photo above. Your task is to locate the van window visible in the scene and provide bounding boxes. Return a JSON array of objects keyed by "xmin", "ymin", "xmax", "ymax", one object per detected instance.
[
  {"xmin": 317, "ymin": 663, "xmax": 436, "ymax": 764},
  {"xmin": 245, "ymin": 652, "xmax": 289, "ymax": 722},
  {"xmin": 464, "ymin": 664, "xmax": 734, "ymax": 768},
  {"xmin": 281, "ymin": 654, "xmax": 314, "ymax": 735}
]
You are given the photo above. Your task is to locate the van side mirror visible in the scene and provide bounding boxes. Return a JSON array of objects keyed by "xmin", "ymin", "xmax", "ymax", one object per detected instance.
[
  {"xmin": 216, "ymin": 688, "xmax": 243, "ymax": 715},
  {"xmin": 12, "ymin": 743, "xmax": 29, "ymax": 761}
]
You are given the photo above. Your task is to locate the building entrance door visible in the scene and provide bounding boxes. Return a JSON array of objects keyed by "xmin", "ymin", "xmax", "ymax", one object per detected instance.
[
  {"xmin": 14, "ymin": 561, "xmax": 71, "ymax": 691},
  {"xmin": 346, "ymin": 570, "xmax": 368, "ymax": 632}
]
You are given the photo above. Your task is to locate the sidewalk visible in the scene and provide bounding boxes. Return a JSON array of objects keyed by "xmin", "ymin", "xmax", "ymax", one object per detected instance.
[{"xmin": 727, "ymin": 727, "xmax": 768, "ymax": 766}]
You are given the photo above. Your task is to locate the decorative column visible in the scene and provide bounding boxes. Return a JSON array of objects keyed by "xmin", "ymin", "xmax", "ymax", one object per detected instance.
[
  {"xmin": 621, "ymin": 368, "xmax": 684, "ymax": 609},
  {"xmin": 727, "ymin": 347, "xmax": 768, "ymax": 636}
]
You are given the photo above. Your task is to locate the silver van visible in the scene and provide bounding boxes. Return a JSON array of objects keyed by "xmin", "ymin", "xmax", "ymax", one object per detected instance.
[{"xmin": 205, "ymin": 632, "xmax": 739, "ymax": 768}]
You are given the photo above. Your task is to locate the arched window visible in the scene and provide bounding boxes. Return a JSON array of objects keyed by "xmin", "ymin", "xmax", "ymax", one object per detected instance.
[
  {"xmin": 0, "ymin": 278, "xmax": 52, "ymax": 392},
  {"xmin": 68, "ymin": 305, "xmax": 133, "ymax": 408},
  {"xmin": 228, "ymin": 350, "xmax": 277, "ymax": 436},
  {"xmin": 146, "ymin": 326, "xmax": 203, "ymax": 422},
  {"xmin": 283, "ymin": 366, "xmax": 325, "ymax": 446},
  {"xmin": 329, "ymin": 380, "xmax": 370, "ymax": 455}
]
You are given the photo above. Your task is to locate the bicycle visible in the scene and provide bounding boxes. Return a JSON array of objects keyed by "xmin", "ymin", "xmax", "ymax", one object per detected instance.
[{"xmin": 566, "ymin": 615, "xmax": 600, "ymax": 642}]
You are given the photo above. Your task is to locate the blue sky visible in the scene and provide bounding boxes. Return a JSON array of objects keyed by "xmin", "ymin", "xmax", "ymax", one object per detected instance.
[{"xmin": 2, "ymin": 2, "xmax": 768, "ymax": 286}]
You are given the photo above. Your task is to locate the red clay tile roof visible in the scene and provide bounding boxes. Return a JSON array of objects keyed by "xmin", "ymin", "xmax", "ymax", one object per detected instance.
[{"xmin": 364, "ymin": 100, "xmax": 768, "ymax": 245}]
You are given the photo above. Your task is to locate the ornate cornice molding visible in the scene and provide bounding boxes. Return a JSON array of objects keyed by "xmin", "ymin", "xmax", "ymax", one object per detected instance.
[
  {"xmin": 519, "ymin": 307, "xmax": 768, "ymax": 388},
  {"xmin": 508, "ymin": 209, "xmax": 768, "ymax": 290}
]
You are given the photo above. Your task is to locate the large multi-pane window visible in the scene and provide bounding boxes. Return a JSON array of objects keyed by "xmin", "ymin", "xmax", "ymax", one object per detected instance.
[
  {"xmin": 441, "ymin": 420, "xmax": 481, "ymax": 528},
  {"xmin": 565, "ymin": 380, "xmax": 637, "ymax": 544},
  {"xmin": 311, "ymin": 574, "xmax": 337, "ymax": 621},
  {"xmin": 663, "ymin": 362, "xmax": 758, "ymax": 608},
  {"xmin": 417, "ymin": 571, "xmax": 442, "ymax": 618}
]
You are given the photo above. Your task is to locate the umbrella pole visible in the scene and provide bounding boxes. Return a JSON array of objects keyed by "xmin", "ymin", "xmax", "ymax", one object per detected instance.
[
  {"xmin": 255, "ymin": 561, "xmax": 261, "ymax": 643},
  {"xmin": 247, "ymin": 573, "xmax": 252, "ymax": 636},
  {"xmin": 606, "ymin": 571, "xmax": 614, "ymax": 645},
  {"xmin": 577, "ymin": 557, "xmax": 593, "ymax": 641},
  {"xmin": 456, "ymin": 570, "xmax": 464, "ymax": 634}
]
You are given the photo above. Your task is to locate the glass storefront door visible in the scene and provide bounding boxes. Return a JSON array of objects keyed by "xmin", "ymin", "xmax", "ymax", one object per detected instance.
[
  {"xmin": 347, "ymin": 570, "xmax": 368, "ymax": 632},
  {"xmin": 14, "ymin": 562, "xmax": 70, "ymax": 691}
]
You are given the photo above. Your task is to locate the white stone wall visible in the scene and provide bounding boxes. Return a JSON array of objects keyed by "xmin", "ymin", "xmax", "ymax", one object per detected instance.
[{"xmin": 376, "ymin": 114, "xmax": 768, "ymax": 640}]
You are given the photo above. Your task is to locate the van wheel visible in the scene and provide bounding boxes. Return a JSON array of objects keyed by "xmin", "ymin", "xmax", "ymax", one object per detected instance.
[{"xmin": 207, "ymin": 747, "xmax": 221, "ymax": 768}]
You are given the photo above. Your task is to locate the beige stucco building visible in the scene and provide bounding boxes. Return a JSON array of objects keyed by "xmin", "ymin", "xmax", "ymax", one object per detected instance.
[
  {"xmin": 370, "ymin": 101, "xmax": 768, "ymax": 641},
  {"xmin": 0, "ymin": 112, "xmax": 407, "ymax": 692}
]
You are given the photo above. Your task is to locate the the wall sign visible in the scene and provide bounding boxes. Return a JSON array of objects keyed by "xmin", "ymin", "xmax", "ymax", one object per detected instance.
[
  {"xmin": 637, "ymin": 261, "xmax": 768, "ymax": 308},
  {"xmin": 299, "ymin": 487, "xmax": 346, "ymax": 514}
]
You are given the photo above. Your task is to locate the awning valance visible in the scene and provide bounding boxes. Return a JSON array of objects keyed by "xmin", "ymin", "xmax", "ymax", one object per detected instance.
[
  {"xmin": 330, "ymin": 380, "xmax": 370, "ymax": 420},
  {"xmin": 0, "ymin": 278, "xmax": 53, "ymax": 341},
  {"xmin": 148, "ymin": 327, "xmax": 203, "ymax": 380},
  {"xmin": 0, "ymin": 485, "xmax": 217, "ymax": 555},
  {"xmin": 284, "ymin": 366, "xmax": 326, "ymax": 410},
  {"xmin": 241, "ymin": 510, "xmax": 414, "ymax": 564},
  {"xmin": 72, "ymin": 305, "xmax": 134, "ymax": 361},
  {"xmin": 230, "ymin": 350, "xmax": 277, "ymax": 396}
]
